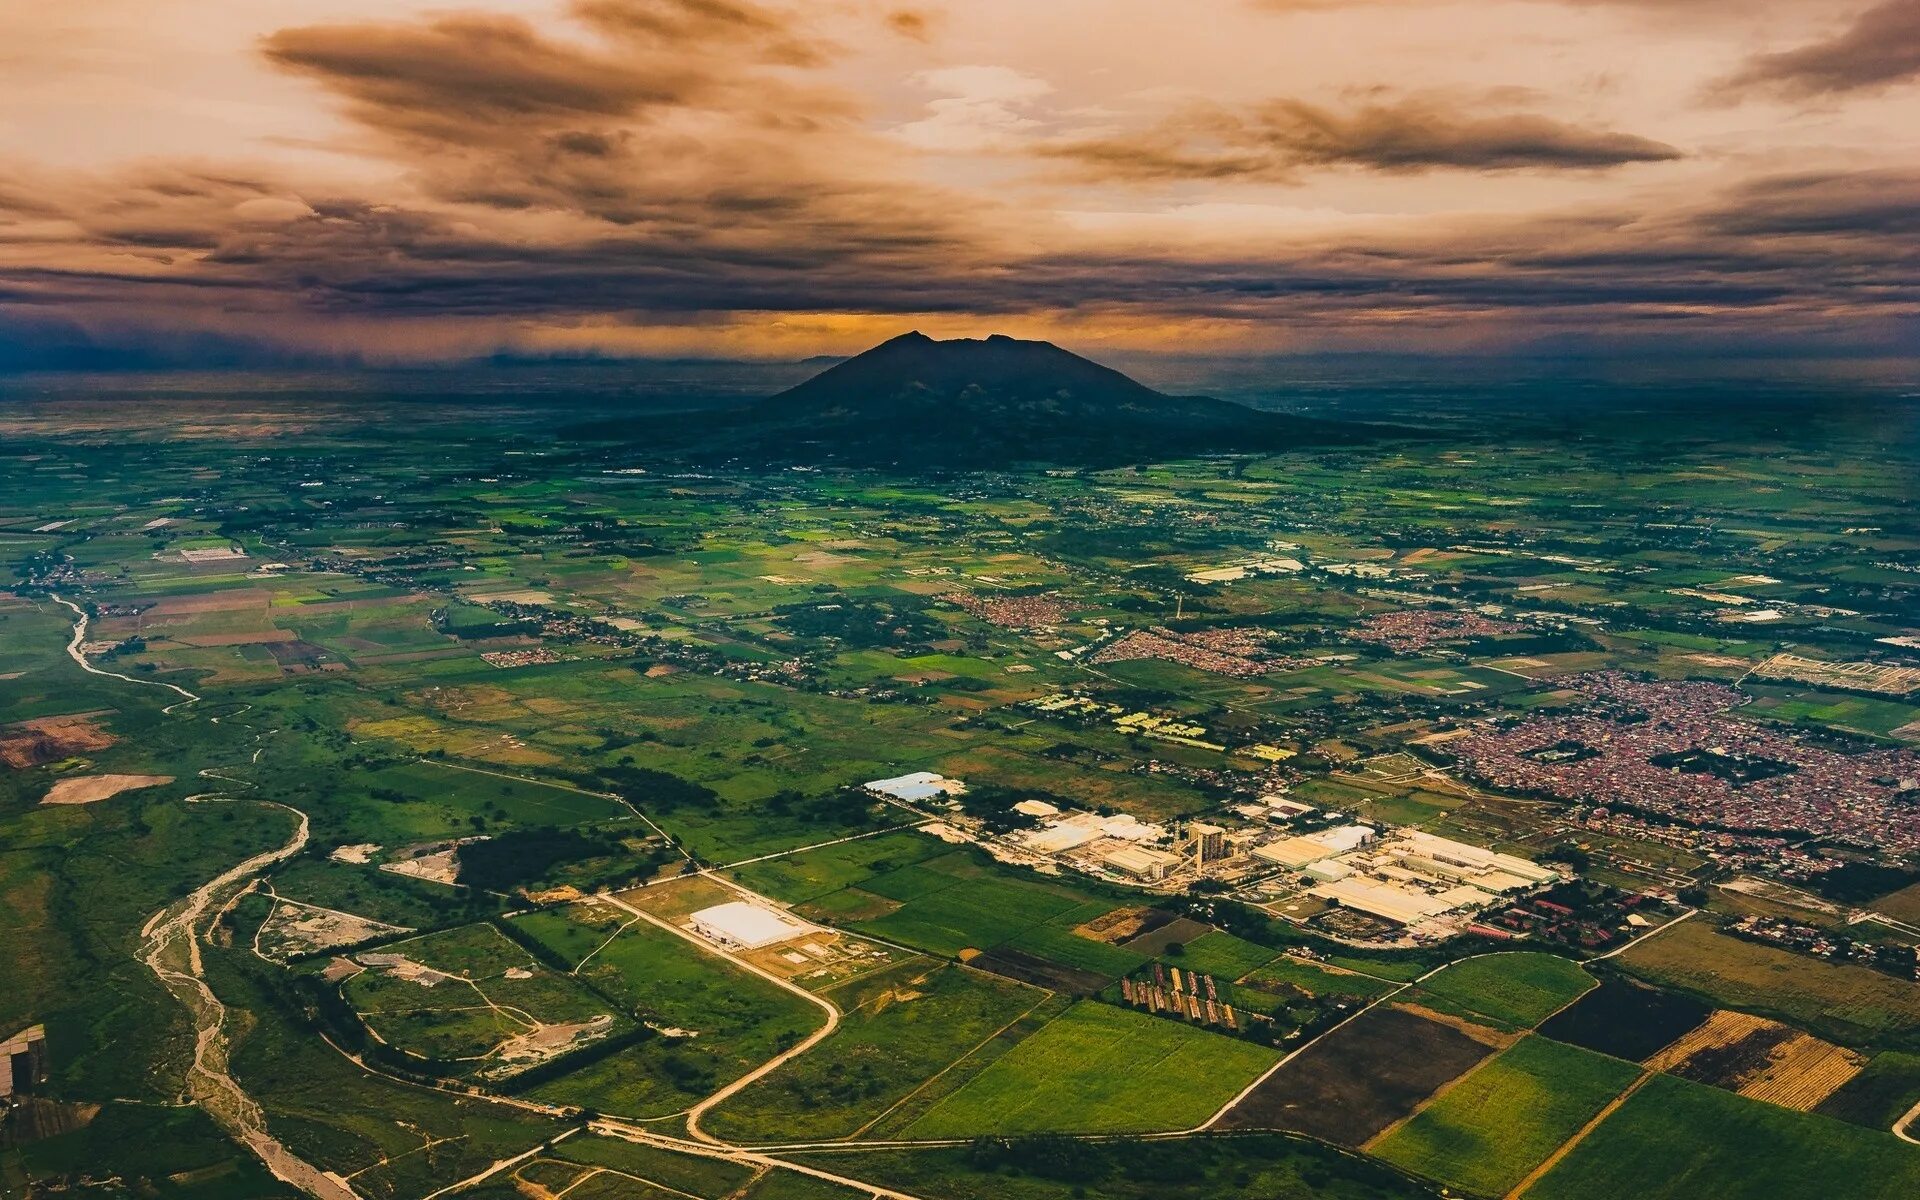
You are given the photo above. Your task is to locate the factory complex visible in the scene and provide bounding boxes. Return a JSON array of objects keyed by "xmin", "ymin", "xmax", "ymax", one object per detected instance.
[{"xmin": 856, "ymin": 764, "xmax": 1565, "ymax": 944}]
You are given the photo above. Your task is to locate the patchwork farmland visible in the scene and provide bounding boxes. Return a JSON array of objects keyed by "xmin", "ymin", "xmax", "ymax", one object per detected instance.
[{"xmin": 8, "ymin": 383, "xmax": 1920, "ymax": 1200}]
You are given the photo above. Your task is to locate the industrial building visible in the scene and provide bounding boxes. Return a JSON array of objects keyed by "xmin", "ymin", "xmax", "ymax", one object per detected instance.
[
  {"xmin": 1403, "ymin": 830, "xmax": 1557, "ymax": 887},
  {"xmin": 863, "ymin": 771, "xmax": 967, "ymax": 803},
  {"xmin": 1264, "ymin": 797, "xmax": 1317, "ymax": 822},
  {"xmin": 1104, "ymin": 845, "xmax": 1182, "ymax": 881},
  {"xmin": 1252, "ymin": 824, "xmax": 1377, "ymax": 869},
  {"xmin": 690, "ymin": 901, "xmax": 813, "ymax": 950},
  {"xmin": 1189, "ymin": 822, "xmax": 1228, "ymax": 864},
  {"xmin": 1018, "ymin": 809, "xmax": 1167, "ymax": 854},
  {"xmin": 1294, "ymin": 829, "xmax": 1562, "ymax": 931}
]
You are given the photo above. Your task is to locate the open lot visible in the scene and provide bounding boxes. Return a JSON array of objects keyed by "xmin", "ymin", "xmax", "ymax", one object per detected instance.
[
  {"xmin": 509, "ymin": 902, "xmax": 824, "ymax": 1116},
  {"xmin": 1216, "ymin": 1004, "xmax": 1505, "ymax": 1145},
  {"xmin": 341, "ymin": 921, "xmax": 624, "ymax": 1079}
]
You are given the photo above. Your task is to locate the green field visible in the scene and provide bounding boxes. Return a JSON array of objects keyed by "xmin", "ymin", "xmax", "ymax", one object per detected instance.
[
  {"xmin": 789, "ymin": 1134, "xmax": 1443, "ymax": 1200},
  {"xmin": 1414, "ymin": 953, "xmax": 1594, "ymax": 1030},
  {"xmin": 341, "ymin": 922, "xmax": 622, "ymax": 1072},
  {"xmin": 823, "ymin": 851, "xmax": 1110, "ymax": 958},
  {"xmin": 1617, "ymin": 919, "xmax": 1920, "ymax": 1047},
  {"xmin": 10, "ymin": 378, "xmax": 1920, "ymax": 1197},
  {"xmin": 725, "ymin": 829, "xmax": 947, "ymax": 904},
  {"xmin": 1242, "ymin": 955, "xmax": 1402, "ymax": 1001},
  {"xmin": 902, "ymin": 1000, "xmax": 1279, "ymax": 1136},
  {"xmin": 1168, "ymin": 930, "xmax": 1280, "ymax": 980},
  {"xmin": 552, "ymin": 1134, "xmax": 761, "ymax": 1198},
  {"xmin": 1374, "ymin": 1035, "xmax": 1639, "ymax": 1197},
  {"xmin": 1527, "ymin": 1073, "xmax": 1920, "ymax": 1200},
  {"xmin": 510, "ymin": 905, "xmax": 823, "ymax": 1115},
  {"xmin": 706, "ymin": 960, "xmax": 1046, "ymax": 1141},
  {"xmin": 0, "ymin": 1103, "xmax": 289, "ymax": 1200},
  {"xmin": 300, "ymin": 759, "xmax": 631, "ymax": 847}
]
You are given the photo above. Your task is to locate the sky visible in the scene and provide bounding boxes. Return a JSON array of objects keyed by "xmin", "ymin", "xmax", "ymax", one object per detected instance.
[{"xmin": 1, "ymin": 0, "xmax": 1917, "ymax": 367}]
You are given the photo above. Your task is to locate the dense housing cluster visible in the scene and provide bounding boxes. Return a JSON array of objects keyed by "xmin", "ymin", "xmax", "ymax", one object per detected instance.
[
  {"xmin": 1348, "ymin": 608, "xmax": 1521, "ymax": 652},
  {"xmin": 1450, "ymin": 674, "xmax": 1920, "ymax": 853}
]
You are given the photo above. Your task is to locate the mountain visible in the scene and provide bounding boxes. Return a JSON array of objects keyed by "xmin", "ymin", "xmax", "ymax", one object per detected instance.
[{"xmin": 718, "ymin": 332, "xmax": 1382, "ymax": 464}]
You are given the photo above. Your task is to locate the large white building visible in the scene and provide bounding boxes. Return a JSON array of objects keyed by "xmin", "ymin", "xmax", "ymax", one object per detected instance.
[
  {"xmin": 1298, "ymin": 829, "xmax": 1561, "ymax": 930},
  {"xmin": 863, "ymin": 771, "xmax": 968, "ymax": 802},
  {"xmin": 1253, "ymin": 824, "xmax": 1377, "ymax": 869},
  {"xmin": 689, "ymin": 901, "xmax": 812, "ymax": 950},
  {"xmin": 1104, "ymin": 845, "xmax": 1181, "ymax": 881}
]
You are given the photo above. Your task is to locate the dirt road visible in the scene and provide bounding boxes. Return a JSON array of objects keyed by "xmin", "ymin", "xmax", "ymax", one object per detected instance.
[{"xmin": 596, "ymin": 891, "xmax": 842, "ymax": 1145}]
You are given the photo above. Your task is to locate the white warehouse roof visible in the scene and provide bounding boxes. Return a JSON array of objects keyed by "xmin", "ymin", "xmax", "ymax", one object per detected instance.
[
  {"xmin": 864, "ymin": 771, "xmax": 965, "ymax": 802},
  {"xmin": 690, "ymin": 901, "xmax": 812, "ymax": 950},
  {"xmin": 1311, "ymin": 878, "xmax": 1451, "ymax": 925}
]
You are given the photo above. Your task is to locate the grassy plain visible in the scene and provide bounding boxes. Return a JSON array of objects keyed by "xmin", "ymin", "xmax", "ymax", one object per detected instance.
[
  {"xmin": 902, "ymin": 1000, "xmax": 1279, "ymax": 1137},
  {"xmin": 788, "ymin": 1135, "xmax": 1442, "ymax": 1200},
  {"xmin": 1616, "ymin": 920, "xmax": 1920, "ymax": 1048},
  {"xmin": 706, "ymin": 960, "xmax": 1045, "ymax": 1141},
  {"xmin": 1527, "ymin": 1073, "xmax": 1920, "ymax": 1200},
  {"xmin": 1373, "ymin": 1036, "xmax": 1639, "ymax": 1197},
  {"xmin": 511, "ymin": 904, "xmax": 823, "ymax": 1116},
  {"xmin": 1413, "ymin": 953, "xmax": 1594, "ymax": 1030}
]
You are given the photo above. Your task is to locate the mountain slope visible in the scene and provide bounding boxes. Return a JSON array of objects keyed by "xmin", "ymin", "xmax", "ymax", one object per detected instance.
[{"xmin": 729, "ymin": 331, "xmax": 1379, "ymax": 463}]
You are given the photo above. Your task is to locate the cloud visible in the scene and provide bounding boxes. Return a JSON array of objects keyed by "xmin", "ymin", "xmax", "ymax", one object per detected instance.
[
  {"xmin": 250, "ymin": 3, "xmax": 962, "ymax": 245},
  {"xmin": 10, "ymin": 154, "xmax": 1914, "ymax": 366},
  {"xmin": 1721, "ymin": 0, "xmax": 1920, "ymax": 99},
  {"xmin": 0, "ymin": 1, "xmax": 1912, "ymax": 365},
  {"xmin": 1252, "ymin": 0, "xmax": 1790, "ymax": 13},
  {"xmin": 259, "ymin": 15, "xmax": 703, "ymax": 148},
  {"xmin": 1047, "ymin": 95, "xmax": 1682, "ymax": 181},
  {"xmin": 570, "ymin": 0, "xmax": 827, "ymax": 66},
  {"xmin": 232, "ymin": 196, "xmax": 318, "ymax": 224},
  {"xmin": 1698, "ymin": 169, "xmax": 1920, "ymax": 237},
  {"xmin": 885, "ymin": 8, "xmax": 936, "ymax": 41},
  {"xmin": 895, "ymin": 66, "xmax": 1054, "ymax": 153}
]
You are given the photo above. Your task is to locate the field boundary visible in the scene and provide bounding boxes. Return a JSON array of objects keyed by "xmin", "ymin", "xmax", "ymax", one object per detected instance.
[{"xmin": 1503, "ymin": 1071, "xmax": 1651, "ymax": 1199}]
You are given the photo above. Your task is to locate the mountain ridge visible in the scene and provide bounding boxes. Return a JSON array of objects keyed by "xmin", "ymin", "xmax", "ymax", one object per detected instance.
[{"xmin": 733, "ymin": 331, "xmax": 1383, "ymax": 463}]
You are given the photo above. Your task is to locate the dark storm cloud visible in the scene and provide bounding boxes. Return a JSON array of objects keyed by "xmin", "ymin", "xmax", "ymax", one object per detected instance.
[
  {"xmin": 261, "ymin": 1, "xmax": 839, "ymax": 155},
  {"xmin": 1698, "ymin": 169, "xmax": 1920, "ymax": 237},
  {"xmin": 16, "ymin": 163, "xmax": 1912, "ymax": 353},
  {"xmin": 1048, "ymin": 96, "xmax": 1682, "ymax": 181},
  {"xmin": 260, "ymin": 16, "xmax": 695, "ymax": 144},
  {"xmin": 1, "ymin": 0, "xmax": 1912, "ymax": 364},
  {"xmin": 1721, "ymin": 0, "xmax": 1920, "ymax": 99},
  {"xmin": 571, "ymin": 0, "xmax": 827, "ymax": 64},
  {"xmin": 251, "ymin": 2, "xmax": 956, "ymax": 251}
]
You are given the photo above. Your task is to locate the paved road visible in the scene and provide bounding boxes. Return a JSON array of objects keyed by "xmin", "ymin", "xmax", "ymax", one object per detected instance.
[{"xmin": 596, "ymin": 892, "xmax": 842, "ymax": 1145}]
